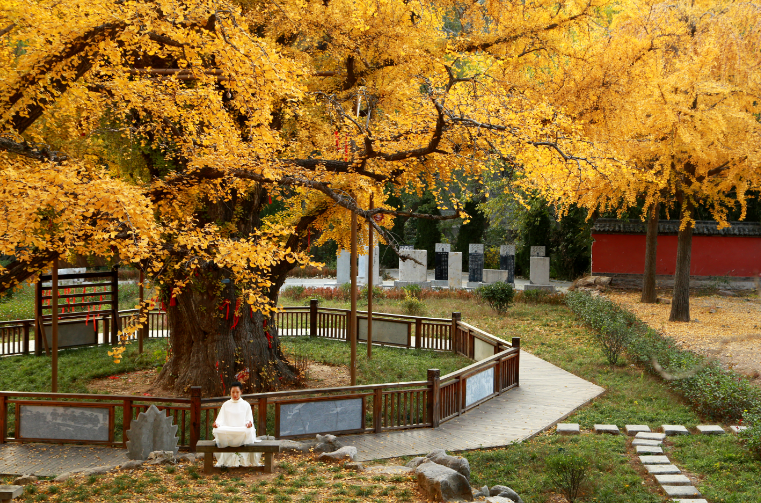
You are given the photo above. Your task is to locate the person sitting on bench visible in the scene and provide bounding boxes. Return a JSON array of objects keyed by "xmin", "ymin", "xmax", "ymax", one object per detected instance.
[{"xmin": 212, "ymin": 381, "xmax": 261, "ymax": 467}]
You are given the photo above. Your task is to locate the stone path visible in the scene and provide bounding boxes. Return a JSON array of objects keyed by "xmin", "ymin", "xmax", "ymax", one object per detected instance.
[
  {"xmin": 0, "ymin": 444, "xmax": 129, "ymax": 477},
  {"xmin": 556, "ymin": 421, "xmax": 744, "ymax": 503},
  {"xmin": 343, "ymin": 351, "xmax": 605, "ymax": 461},
  {"xmin": 0, "ymin": 351, "xmax": 604, "ymax": 475}
]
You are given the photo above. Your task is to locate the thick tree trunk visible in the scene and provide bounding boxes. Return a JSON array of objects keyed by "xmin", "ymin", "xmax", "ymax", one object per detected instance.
[
  {"xmin": 155, "ymin": 273, "xmax": 298, "ymax": 396},
  {"xmin": 669, "ymin": 204, "xmax": 694, "ymax": 322},
  {"xmin": 640, "ymin": 203, "xmax": 660, "ymax": 303}
]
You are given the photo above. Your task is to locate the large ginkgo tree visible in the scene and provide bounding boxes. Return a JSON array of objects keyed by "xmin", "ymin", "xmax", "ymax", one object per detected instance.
[{"xmin": 0, "ymin": 0, "xmax": 612, "ymax": 394}]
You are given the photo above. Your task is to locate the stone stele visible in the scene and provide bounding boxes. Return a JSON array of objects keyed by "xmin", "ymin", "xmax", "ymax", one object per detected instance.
[{"xmin": 126, "ymin": 405, "xmax": 179, "ymax": 460}]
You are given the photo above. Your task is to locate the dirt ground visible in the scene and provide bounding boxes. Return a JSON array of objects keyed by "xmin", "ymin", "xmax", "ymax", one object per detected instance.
[
  {"xmin": 606, "ymin": 290, "xmax": 761, "ymax": 386},
  {"xmin": 87, "ymin": 361, "xmax": 351, "ymax": 397}
]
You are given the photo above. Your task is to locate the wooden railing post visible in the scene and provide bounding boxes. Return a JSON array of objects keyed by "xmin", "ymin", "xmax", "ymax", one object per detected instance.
[
  {"xmin": 451, "ymin": 312, "xmax": 461, "ymax": 354},
  {"xmin": 123, "ymin": 398, "xmax": 133, "ymax": 448},
  {"xmin": 22, "ymin": 320, "xmax": 30, "ymax": 355},
  {"xmin": 110, "ymin": 268, "xmax": 119, "ymax": 345},
  {"xmin": 103, "ymin": 317, "xmax": 110, "ymax": 346},
  {"xmin": 34, "ymin": 282, "xmax": 42, "ymax": 356},
  {"xmin": 309, "ymin": 299, "xmax": 318, "ymax": 337},
  {"xmin": 0, "ymin": 393, "xmax": 6, "ymax": 444},
  {"xmin": 258, "ymin": 397, "xmax": 267, "ymax": 437},
  {"xmin": 427, "ymin": 369, "xmax": 440, "ymax": 428},
  {"xmin": 415, "ymin": 318, "xmax": 422, "ymax": 349},
  {"xmin": 512, "ymin": 337, "xmax": 521, "ymax": 387},
  {"xmin": 189, "ymin": 386, "xmax": 201, "ymax": 452},
  {"xmin": 373, "ymin": 388, "xmax": 383, "ymax": 433}
]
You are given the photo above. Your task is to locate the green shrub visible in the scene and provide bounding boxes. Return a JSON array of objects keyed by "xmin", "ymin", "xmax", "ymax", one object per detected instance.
[
  {"xmin": 359, "ymin": 284, "xmax": 385, "ymax": 300},
  {"xmin": 546, "ymin": 451, "xmax": 590, "ymax": 503},
  {"xmin": 282, "ymin": 285, "xmax": 306, "ymax": 300},
  {"xmin": 565, "ymin": 291, "xmax": 761, "ymax": 422},
  {"xmin": 740, "ymin": 409, "xmax": 761, "ymax": 459},
  {"xmin": 400, "ymin": 292, "xmax": 426, "ymax": 316},
  {"xmin": 402, "ymin": 284, "xmax": 422, "ymax": 299},
  {"xmin": 476, "ymin": 282, "xmax": 515, "ymax": 314}
]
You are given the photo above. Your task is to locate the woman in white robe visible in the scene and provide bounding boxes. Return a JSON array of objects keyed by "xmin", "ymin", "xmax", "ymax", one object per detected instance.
[{"xmin": 212, "ymin": 382, "xmax": 261, "ymax": 467}]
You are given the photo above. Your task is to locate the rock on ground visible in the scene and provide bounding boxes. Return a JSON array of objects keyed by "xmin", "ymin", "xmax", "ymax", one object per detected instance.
[
  {"xmin": 12, "ymin": 475, "xmax": 37, "ymax": 486},
  {"xmin": 344, "ymin": 462, "xmax": 365, "ymax": 472},
  {"xmin": 119, "ymin": 460, "xmax": 145, "ymax": 470},
  {"xmin": 485, "ymin": 497, "xmax": 515, "ymax": 503},
  {"xmin": 425, "ymin": 449, "xmax": 471, "ymax": 481},
  {"xmin": 406, "ymin": 457, "xmax": 429, "ymax": 469},
  {"xmin": 314, "ymin": 434, "xmax": 343, "ymax": 453},
  {"xmin": 317, "ymin": 446, "xmax": 357, "ymax": 463},
  {"xmin": 365, "ymin": 465, "xmax": 413, "ymax": 476},
  {"xmin": 146, "ymin": 451, "xmax": 176, "ymax": 465},
  {"xmin": 489, "ymin": 485, "xmax": 524, "ymax": 503},
  {"xmin": 415, "ymin": 461, "xmax": 474, "ymax": 502}
]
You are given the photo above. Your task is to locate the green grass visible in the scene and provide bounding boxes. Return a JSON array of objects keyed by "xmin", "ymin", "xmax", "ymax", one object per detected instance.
[
  {"xmin": 280, "ymin": 337, "xmax": 472, "ymax": 385},
  {"xmin": 0, "ymin": 338, "xmax": 167, "ymax": 393}
]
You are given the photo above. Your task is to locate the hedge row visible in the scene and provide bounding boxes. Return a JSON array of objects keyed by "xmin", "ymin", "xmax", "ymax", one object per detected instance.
[{"xmin": 565, "ymin": 292, "xmax": 761, "ymax": 424}]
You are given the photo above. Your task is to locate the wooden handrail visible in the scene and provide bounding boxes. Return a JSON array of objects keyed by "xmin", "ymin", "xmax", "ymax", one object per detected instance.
[
  {"xmin": 0, "ymin": 391, "xmax": 191, "ymax": 404},
  {"xmin": 440, "ymin": 347, "xmax": 519, "ymax": 382},
  {"xmin": 456, "ymin": 320, "xmax": 512, "ymax": 347}
]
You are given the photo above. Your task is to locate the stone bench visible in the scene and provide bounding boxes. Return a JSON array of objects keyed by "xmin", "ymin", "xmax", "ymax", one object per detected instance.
[
  {"xmin": 0, "ymin": 485, "xmax": 24, "ymax": 501},
  {"xmin": 195, "ymin": 440, "xmax": 281, "ymax": 474}
]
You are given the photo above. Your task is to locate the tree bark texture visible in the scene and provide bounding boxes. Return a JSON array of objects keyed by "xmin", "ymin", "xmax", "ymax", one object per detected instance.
[
  {"xmin": 669, "ymin": 203, "xmax": 694, "ymax": 322},
  {"xmin": 640, "ymin": 203, "xmax": 660, "ymax": 303}
]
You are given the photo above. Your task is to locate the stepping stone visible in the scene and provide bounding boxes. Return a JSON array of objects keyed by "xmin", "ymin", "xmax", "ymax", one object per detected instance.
[
  {"xmin": 662, "ymin": 485, "xmax": 701, "ymax": 498},
  {"xmin": 556, "ymin": 423, "xmax": 580, "ymax": 435},
  {"xmin": 635, "ymin": 432, "xmax": 666, "ymax": 441},
  {"xmin": 632, "ymin": 439, "xmax": 661, "ymax": 447},
  {"xmin": 639, "ymin": 455, "xmax": 670, "ymax": 464},
  {"xmin": 625, "ymin": 424, "xmax": 651, "ymax": 435},
  {"xmin": 594, "ymin": 424, "xmax": 620, "ymax": 435},
  {"xmin": 696, "ymin": 425, "xmax": 725, "ymax": 435},
  {"xmin": 655, "ymin": 474, "xmax": 691, "ymax": 486},
  {"xmin": 662, "ymin": 425, "xmax": 690, "ymax": 436},
  {"xmin": 730, "ymin": 426, "xmax": 748, "ymax": 434},
  {"xmin": 645, "ymin": 464, "xmax": 681, "ymax": 475},
  {"xmin": 635, "ymin": 445, "xmax": 663, "ymax": 454},
  {"xmin": 0, "ymin": 485, "xmax": 24, "ymax": 500},
  {"xmin": 671, "ymin": 500, "xmax": 708, "ymax": 503}
]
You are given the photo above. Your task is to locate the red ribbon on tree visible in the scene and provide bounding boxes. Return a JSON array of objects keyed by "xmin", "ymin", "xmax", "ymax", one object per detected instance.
[
  {"xmin": 169, "ymin": 295, "xmax": 176, "ymax": 306},
  {"xmin": 335, "ymin": 131, "xmax": 340, "ymax": 151},
  {"xmin": 263, "ymin": 319, "xmax": 272, "ymax": 348},
  {"xmin": 219, "ymin": 299, "xmax": 231, "ymax": 319},
  {"xmin": 231, "ymin": 298, "xmax": 242, "ymax": 329},
  {"xmin": 307, "ymin": 229, "xmax": 311, "ymax": 251},
  {"xmin": 268, "ymin": 194, "xmax": 272, "ymax": 204}
]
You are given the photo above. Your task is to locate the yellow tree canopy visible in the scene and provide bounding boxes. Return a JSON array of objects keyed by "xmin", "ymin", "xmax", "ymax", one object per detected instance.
[
  {"xmin": 521, "ymin": 0, "xmax": 761, "ymax": 223},
  {"xmin": 1, "ymin": 0, "xmax": 613, "ymax": 311}
]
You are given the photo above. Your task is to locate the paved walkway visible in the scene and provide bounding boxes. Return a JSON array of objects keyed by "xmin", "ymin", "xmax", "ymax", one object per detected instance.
[{"xmin": 0, "ymin": 351, "xmax": 604, "ymax": 475}]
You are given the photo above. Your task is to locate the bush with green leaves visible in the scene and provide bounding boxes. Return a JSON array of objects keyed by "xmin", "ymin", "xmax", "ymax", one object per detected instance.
[
  {"xmin": 740, "ymin": 408, "xmax": 761, "ymax": 459},
  {"xmin": 566, "ymin": 291, "xmax": 761, "ymax": 422},
  {"xmin": 400, "ymin": 291, "xmax": 426, "ymax": 316},
  {"xmin": 402, "ymin": 283, "xmax": 423, "ymax": 299},
  {"xmin": 476, "ymin": 282, "xmax": 515, "ymax": 314},
  {"xmin": 546, "ymin": 451, "xmax": 590, "ymax": 503}
]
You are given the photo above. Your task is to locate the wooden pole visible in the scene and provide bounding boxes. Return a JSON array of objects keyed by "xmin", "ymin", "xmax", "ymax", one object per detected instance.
[
  {"xmin": 367, "ymin": 194, "xmax": 373, "ymax": 360},
  {"xmin": 138, "ymin": 269, "xmax": 144, "ymax": 354},
  {"xmin": 51, "ymin": 257, "xmax": 59, "ymax": 392},
  {"xmin": 350, "ymin": 208, "xmax": 358, "ymax": 386}
]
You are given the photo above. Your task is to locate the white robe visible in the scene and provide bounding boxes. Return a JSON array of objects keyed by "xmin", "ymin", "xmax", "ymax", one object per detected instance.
[{"xmin": 212, "ymin": 398, "xmax": 262, "ymax": 467}]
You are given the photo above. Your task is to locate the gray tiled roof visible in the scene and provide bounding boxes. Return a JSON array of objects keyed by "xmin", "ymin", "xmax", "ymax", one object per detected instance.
[{"xmin": 592, "ymin": 218, "xmax": 761, "ymax": 236}]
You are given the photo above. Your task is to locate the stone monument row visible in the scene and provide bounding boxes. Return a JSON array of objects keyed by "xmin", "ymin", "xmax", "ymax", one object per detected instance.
[
  {"xmin": 527, "ymin": 246, "xmax": 554, "ymax": 292},
  {"xmin": 467, "ymin": 244, "xmax": 484, "ymax": 287},
  {"xmin": 500, "ymin": 245, "xmax": 516, "ymax": 284}
]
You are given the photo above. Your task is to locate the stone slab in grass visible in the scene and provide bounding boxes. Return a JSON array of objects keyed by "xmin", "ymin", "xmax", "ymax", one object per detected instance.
[
  {"xmin": 639, "ymin": 455, "xmax": 670, "ymax": 465},
  {"xmin": 645, "ymin": 464, "xmax": 681, "ymax": 475},
  {"xmin": 556, "ymin": 423, "xmax": 580, "ymax": 435},
  {"xmin": 654, "ymin": 474, "xmax": 691, "ymax": 486},
  {"xmin": 730, "ymin": 426, "xmax": 748, "ymax": 434},
  {"xmin": 635, "ymin": 445, "xmax": 664, "ymax": 454},
  {"xmin": 696, "ymin": 425, "xmax": 725, "ymax": 435},
  {"xmin": 593, "ymin": 424, "xmax": 620, "ymax": 435},
  {"xmin": 632, "ymin": 439, "xmax": 661, "ymax": 447},
  {"xmin": 672, "ymin": 500, "xmax": 708, "ymax": 503},
  {"xmin": 662, "ymin": 485, "xmax": 701, "ymax": 498},
  {"xmin": 625, "ymin": 425, "xmax": 651, "ymax": 435},
  {"xmin": 635, "ymin": 432, "xmax": 666, "ymax": 441},
  {"xmin": 662, "ymin": 425, "xmax": 690, "ymax": 436}
]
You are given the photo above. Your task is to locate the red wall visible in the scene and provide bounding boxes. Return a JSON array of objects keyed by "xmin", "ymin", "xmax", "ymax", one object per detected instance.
[{"xmin": 591, "ymin": 233, "xmax": 761, "ymax": 277}]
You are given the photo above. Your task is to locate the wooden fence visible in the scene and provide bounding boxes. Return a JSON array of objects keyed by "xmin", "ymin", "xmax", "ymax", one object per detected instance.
[{"xmin": 0, "ymin": 302, "xmax": 520, "ymax": 450}]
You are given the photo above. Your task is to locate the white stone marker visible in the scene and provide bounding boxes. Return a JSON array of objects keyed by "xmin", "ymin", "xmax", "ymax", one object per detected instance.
[
  {"xmin": 662, "ymin": 425, "xmax": 690, "ymax": 436},
  {"xmin": 645, "ymin": 464, "xmax": 681, "ymax": 474},
  {"xmin": 336, "ymin": 249, "xmax": 351, "ymax": 285},
  {"xmin": 730, "ymin": 426, "xmax": 748, "ymax": 434},
  {"xmin": 696, "ymin": 425, "xmax": 725, "ymax": 435},
  {"xmin": 636, "ymin": 432, "xmax": 666, "ymax": 441},
  {"xmin": 662, "ymin": 486, "xmax": 701, "ymax": 498},
  {"xmin": 396, "ymin": 248, "xmax": 428, "ymax": 287},
  {"xmin": 556, "ymin": 423, "xmax": 580, "ymax": 435},
  {"xmin": 635, "ymin": 445, "xmax": 663, "ymax": 454},
  {"xmin": 639, "ymin": 455, "xmax": 670, "ymax": 464},
  {"xmin": 357, "ymin": 246, "xmax": 380, "ymax": 286},
  {"xmin": 594, "ymin": 424, "xmax": 620, "ymax": 435},
  {"xmin": 530, "ymin": 246, "xmax": 545, "ymax": 257},
  {"xmin": 655, "ymin": 474, "xmax": 691, "ymax": 486},
  {"xmin": 448, "ymin": 252, "xmax": 462, "ymax": 290},
  {"xmin": 529, "ymin": 256, "xmax": 551, "ymax": 285}
]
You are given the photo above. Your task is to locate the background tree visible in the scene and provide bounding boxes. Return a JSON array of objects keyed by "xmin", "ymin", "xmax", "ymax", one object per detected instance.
[{"xmin": 0, "ymin": 0, "xmax": 615, "ymax": 394}]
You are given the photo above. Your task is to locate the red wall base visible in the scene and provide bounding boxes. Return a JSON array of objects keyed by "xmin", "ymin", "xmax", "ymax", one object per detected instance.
[{"xmin": 591, "ymin": 234, "xmax": 761, "ymax": 277}]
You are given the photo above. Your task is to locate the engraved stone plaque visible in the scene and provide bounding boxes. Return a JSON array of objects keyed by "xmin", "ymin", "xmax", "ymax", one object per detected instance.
[
  {"xmin": 465, "ymin": 368, "xmax": 495, "ymax": 407},
  {"xmin": 19, "ymin": 404, "xmax": 110, "ymax": 442},
  {"xmin": 500, "ymin": 245, "xmax": 515, "ymax": 256},
  {"xmin": 358, "ymin": 318, "xmax": 408, "ymax": 345},
  {"xmin": 530, "ymin": 246, "xmax": 545, "ymax": 257},
  {"xmin": 435, "ymin": 251, "xmax": 449, "ymax": 281},
  {"xmin": 468, "ymin": 253, "xmax": 484, "ymax": 283},
  {"xmin": 279, "ymin": 397, "xmax": 363, "ymax": 437},
  {"xmin": 468, "ymin": 244, "xmax": 484, "ymax": 254},
  {"xmin": 43, "ymin": 320, "xmax": 97, "ymax": 348},
  {"xmin": 434, "ymin": 243, "xmax": 451, "ymax": 253},
  {"xmin": 399, "ymin": 245, "xmax": 414, "ymax": 251}
]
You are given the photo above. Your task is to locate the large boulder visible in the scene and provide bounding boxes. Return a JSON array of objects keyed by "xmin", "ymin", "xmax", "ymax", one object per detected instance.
[
  {"xmin": 317, "ymin": 446, "xmax": 357, "ymax": 463},
  {"xmin": 405, "ymin": 457, "xmax": 429, "ymax": 469},
  {"xmin": 425, "ymin": 449, "xmax": 471, "ymax": 481},
  {"xmin": 365, "ymin": 465, "xmax": 413, "ymax": 476},
  {"xmin": 485, "ymin": 497, "xmax": 515, "ymax": 503},
  {"xmin": 415, "ymin": 461, "xmax": 474, "ymax": 502},
  {"xmin": 490, "ymin": 485, "xmax": 524, "ymax": 503}
]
